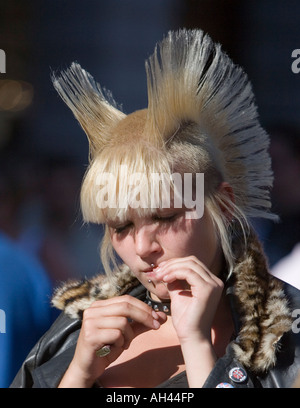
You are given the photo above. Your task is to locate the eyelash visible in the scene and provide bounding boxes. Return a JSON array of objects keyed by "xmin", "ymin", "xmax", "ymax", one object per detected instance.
[
  {"xmin": 153, "ymin": 214, "xmax": 176, "ymax": 223},
  {"xmin": 114, "ymin": 224, "xmax": 132, "ymax": 234},
  {"xmin": 113, "ymin": 214, "xmax": 177, "ymax": 234}
]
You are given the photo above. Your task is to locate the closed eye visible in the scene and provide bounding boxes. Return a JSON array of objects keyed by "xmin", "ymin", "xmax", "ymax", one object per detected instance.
[
  {"xmin": 152, "ymin": 214, "xmax": 177, "ymax": 223},
  {"xmin": 114, "ymin": 223, "xmax": 132, "ymax": 234},
  {"xmin": 112, "ymin": 212, "xmax": 180, "ymax": 234}
]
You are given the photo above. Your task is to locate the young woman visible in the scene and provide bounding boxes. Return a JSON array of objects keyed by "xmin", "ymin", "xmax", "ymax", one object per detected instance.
[{"xmin": 11, "ymin": 29, "xmax": 300, "ymax": 388}]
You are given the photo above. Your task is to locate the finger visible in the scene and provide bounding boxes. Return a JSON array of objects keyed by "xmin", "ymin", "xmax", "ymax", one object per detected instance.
[
  {"xmin": 160, "ymin": 268, "xmax": 223, "ymax": 295},
  {"xmin": 94, "ymin": 316, "xmax": 135, "ymax": 348},
  {"xmin": 88, "ymin": 301, "xmax": 160, "ymax": 330},
  {"xmin": 90, "ymin": 295, "xmax": 160, "ymax": 319},
  {"xmin": 158, "ymin": 256, "xmax": 210, "ymax": 274},
  {"xmin": 157, "ymin": 256, "xmax": 205, "ymax": 269},
  {"xmin": 155, "ymin": 257, "xmax": 221, "ymax": 285},
  {"xmin": 94, "ymin": 328, "xmax": 126, "ymax": 350},
  {"xmin": 161, "ymin": 268, "xmax": 201, "ymax": 287},
  {"xmin": 131, "ymin": 312, "xmax": 167, "ymax": 337},
  {"xmin": 92, "ymin": 315, "xmax": 164, "ymax": 350}
]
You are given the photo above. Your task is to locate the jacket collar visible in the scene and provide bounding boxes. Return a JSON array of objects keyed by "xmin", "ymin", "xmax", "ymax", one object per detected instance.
[{"xmin": 52, "ymin": 229, "xmax": 292, "ymax": 374}]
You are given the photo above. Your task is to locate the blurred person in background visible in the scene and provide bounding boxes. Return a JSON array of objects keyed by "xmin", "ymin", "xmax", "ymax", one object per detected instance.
[
  {"xmin": 17, "ymin": 156, "xmax": 104, "ymax": 285},
  {"xmin": 0, "ymin": 144, "xmax": 102, "ymax": 387},
  {"xmin": 253, "ymin": 124, "xmax": 300, "ymax": 267},
  {"xmin": 0, "ymin": 160, "xmax": 54, "ymax": 387},
  {"xmin": 0, "ymin": 150, "xmax": 105, "ymax": 287},
  {"xmin": 252, "ymin": 124, "xmax": 300, "ymax": 298}
]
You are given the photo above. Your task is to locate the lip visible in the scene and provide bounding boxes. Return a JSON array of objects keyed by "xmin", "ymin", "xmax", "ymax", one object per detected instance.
[
  {"xmin": 142, "ymin": 268, "xmax": 154, "ymax": 273},
  {"xmin": 141, "ymin": 264, "xmax": 159, "ymax": 273},
  {"xmin": 141, "ymin": 267, "xmax": 159, "ymax": 279},
  {"xmin": 144, "ymin": 271, "xmax": 157, "ymax": 279}
]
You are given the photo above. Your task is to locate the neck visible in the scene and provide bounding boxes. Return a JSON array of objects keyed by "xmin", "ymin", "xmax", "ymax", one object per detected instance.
[
  {"xmin": 146, "ymin": 290, "xmax": 171, "ymax": 315},
  {"xmin": 211, "ymin": 290, "xmax": 234, "ymax": 357}
]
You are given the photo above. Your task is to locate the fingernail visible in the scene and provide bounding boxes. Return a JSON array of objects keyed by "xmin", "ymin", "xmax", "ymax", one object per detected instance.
[
  {"xmin": 153, "ymin": 319, "xmax": 160, "ymax": 329},
  {"xmin": 152, "ymin": 310, "xmax": 159, "ymax": 320}
]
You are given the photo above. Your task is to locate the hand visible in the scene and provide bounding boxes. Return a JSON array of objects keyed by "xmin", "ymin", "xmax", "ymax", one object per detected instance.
[
  {"xmin": 154, "ymin": 256, "xmax": 224, "ymax": 345},
  {"xmin": 59, "ymin": 295, "xmax": 165, "ymax": 387}
]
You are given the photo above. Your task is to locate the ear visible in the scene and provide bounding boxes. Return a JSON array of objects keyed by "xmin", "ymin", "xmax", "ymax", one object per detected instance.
[{"xmin": 217, "ymin": 182, "xmax": 235, "ymax": 222}]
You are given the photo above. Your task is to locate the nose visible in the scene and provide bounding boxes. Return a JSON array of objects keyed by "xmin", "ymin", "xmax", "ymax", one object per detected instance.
[{"xmin": 134, "ymin": 224, "xmax": 161, "ymax": 260}]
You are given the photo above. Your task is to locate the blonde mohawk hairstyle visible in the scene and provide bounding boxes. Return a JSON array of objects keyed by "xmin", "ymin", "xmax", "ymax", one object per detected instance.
[{"xmin": 53, "ymin": 28, "xmax": 276, "ymax": 224}]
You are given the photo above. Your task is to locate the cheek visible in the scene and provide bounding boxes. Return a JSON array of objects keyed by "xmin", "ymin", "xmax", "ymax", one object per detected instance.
[
  {"xmin": 182, "ymin": 217, "xmax": 219, "ymax": 265},
  {"xmin": 192, "ymin": 229, "xmax": 218, "ymax": 264},
  {"xmin": 110, "ymin": 236, "xmax": 132, "ymax": 264}
]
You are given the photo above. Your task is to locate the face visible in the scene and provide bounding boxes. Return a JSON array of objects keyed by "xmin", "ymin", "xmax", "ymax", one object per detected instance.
[{"xmin": 108, "ymin": 205, "xmax": 222, "ymax": 300}]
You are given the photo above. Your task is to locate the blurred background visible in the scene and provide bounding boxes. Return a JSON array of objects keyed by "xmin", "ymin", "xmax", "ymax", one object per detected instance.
[{"xmin": 0, "ymin": 0, "xmax": 300, "ymax": 387}]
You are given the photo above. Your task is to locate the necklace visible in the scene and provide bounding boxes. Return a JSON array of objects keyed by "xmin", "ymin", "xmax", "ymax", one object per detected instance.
[{"xmin": 146, "ymin": 291, "xmax": 171, "ymax": 315}]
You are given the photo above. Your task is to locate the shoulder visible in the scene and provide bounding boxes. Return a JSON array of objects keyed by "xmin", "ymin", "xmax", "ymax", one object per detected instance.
[
  {"xmin": 258, "ymin": 282, "xmax": 300, "ymax": 388},
  {"xmin": 10, "ymin": 313, "xmax": 81, "ymax": 388}
]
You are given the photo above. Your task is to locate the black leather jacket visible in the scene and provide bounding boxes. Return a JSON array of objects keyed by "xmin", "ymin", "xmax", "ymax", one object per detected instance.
[{"xmin": 10, "ymin": 282, "xmax": 300, "ymax": 388}]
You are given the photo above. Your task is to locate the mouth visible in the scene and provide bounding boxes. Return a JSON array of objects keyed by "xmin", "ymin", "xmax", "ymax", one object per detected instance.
[
  {"xmin": 144, "ymin": 271, "xmax": 157, "ymax": 280},
  {"xmin": 141, "ymin": 264, "xmax": 158, "ymax": 272},
  {"xmin": 141, "ymin": 265, "xmax": 159, "ymax": 280}
]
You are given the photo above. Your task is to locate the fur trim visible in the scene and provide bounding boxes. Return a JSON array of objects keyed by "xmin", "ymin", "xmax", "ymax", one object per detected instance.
[
  {"xmin": 52, "ymin": 264, "xmax": 139, "ymax": 319},
  {"xmin": 52, "ymin": 231, "xmax": 292, "ymax": 373},
  {"xmin": 230, "ymin": 231, "xmax": 292, "ymax": 373}
]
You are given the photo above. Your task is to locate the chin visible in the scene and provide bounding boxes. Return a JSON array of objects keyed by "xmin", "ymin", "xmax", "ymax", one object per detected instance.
[{"xmin": 149, "ymin": 281, "xmax": 170, "ymax": 301}]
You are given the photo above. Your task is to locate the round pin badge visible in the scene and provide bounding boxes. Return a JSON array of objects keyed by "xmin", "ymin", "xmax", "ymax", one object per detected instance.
[
  {"xmin": 216, "ymin": 382, "xmax": 234, "ymax": 388},
  {"xmin": 229, "ymin": 367, "xmax": 247, "ymax": 383}
]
